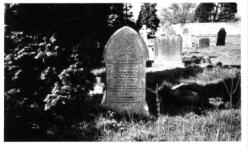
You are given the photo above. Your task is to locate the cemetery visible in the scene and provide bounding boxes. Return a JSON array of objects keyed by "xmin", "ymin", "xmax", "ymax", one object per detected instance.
[{"xmin": 4, "ymin": 3, "xmax": 242, "ymax": 142}]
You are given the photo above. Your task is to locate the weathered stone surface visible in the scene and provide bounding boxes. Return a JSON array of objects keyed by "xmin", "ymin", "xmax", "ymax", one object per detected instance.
[
  {"xmin": 153, "ymin": 29, "xmax": 183, "ymax": 69},
  {"xmin": 103, "ymin": 26, "xmax": 149, "ymax": 115},
  {"xmin": 216, "ymin": 28, "xmax": 226, "ymax": 46},
  {"xmin": 199, "ymin": 38, "xmax": 210, "ymax": 48}
]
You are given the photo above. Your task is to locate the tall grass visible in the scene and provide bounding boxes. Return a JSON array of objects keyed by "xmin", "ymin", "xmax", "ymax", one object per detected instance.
[
  {"xmin": 179, "ymin": 67, "xmax": 240, "ymax": 108},
  {"xmin": 92, "ymin": 109, "xmax": 240, "ymax": 141},
  {"xmin": 179, "ymin": 67, "xmax": 239, "ymax": 85}
]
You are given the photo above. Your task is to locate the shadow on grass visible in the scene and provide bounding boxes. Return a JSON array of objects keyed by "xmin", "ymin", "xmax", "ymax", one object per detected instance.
[
  {"xmin": 146, "ymin": 66, "xmax": 203, "ymax": 116},
  {"xmin": 146, "ymin": 66, "xmax": 240, "ymax": 116},
  {"xmin": 4, "ymin": 94, "xmax": 105, "ymax": 141},
  {"xmin": 146, "ymin": 66, "xmax": 203, "ymax": 89},
  {"xmin": 157, "ymin": 75, "xmax": 240, "ymax": 116}
]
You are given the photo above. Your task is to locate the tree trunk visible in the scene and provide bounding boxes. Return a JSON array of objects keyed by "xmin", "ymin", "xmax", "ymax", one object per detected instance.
[{"xmin": 213, "ymin": 4, "xmax": 219, "ymax": 22}]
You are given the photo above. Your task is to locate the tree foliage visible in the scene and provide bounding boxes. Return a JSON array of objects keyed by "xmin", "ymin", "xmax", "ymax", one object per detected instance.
[
  {"xmin": 106, "ymin": 3, "xmax": 137, "ymax": 32},
  {"xmin": 194, "ymin": 3, "xmax": 238, "ymax": 22},
  {"xmin": 194, "ymin": 3, "xmax": 216, "ymax": 22},
  {"xmin": 4, "ymin": 3, "xmax": 136, "ymax": 141},
  {"xmin": 218, "ymin": 3, "xmax": 237, "ymax": 22},
  {"xmin": 136, "ymin": 3, "xmax": 160, "ymax": 35},
  {"xmin": 161, "ymin": 3, "xmax": 196, "ymax": 24}
]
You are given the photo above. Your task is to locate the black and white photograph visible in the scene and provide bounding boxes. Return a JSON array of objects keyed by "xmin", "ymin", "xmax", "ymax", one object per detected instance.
[{"xmin": 2, "ymin": 0, "xmax": 248, "ymax": 145}]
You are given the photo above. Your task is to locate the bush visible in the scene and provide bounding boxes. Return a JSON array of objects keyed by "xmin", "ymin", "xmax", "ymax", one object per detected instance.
[{"xmin": 4, "ymin": 31, "xmax": 97, "ymax": 140}]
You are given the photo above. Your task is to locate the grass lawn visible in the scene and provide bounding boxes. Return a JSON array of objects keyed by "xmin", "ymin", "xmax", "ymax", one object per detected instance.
[{"xmin": 94, "ymin": 109, "xmax": 240, "ymax": 141}]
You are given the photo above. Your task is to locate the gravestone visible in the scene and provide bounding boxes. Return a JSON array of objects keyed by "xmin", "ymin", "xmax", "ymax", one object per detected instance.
[
  {"xmin": 153, "ymin": 26, "xmax": 183, "ymax": 68},
  {"xmin": 103, "ymin": 26, "xmax": 149, "ymax": 115},
  {"xmin": 139, "ymin": 25, "xmax": 154, "ymax": 61},
  {"xmin": 139, "ymin": 25, "xmax": 148, "ymax": 45},
  {"xmin": 216, "ymin": 28, "xmax": 226, "ymax": 46},
  {"xmin": 147, "ymin": 39, "xmax": 155, "ymax": 61},
  {"xmin": 199, "ymin": 38, "xmax": 210, "ymax": 48},
  {"xmin": 182, "ymin": 28, "xmax": 192, "ymax": 50},
  {"xmin": 89, "ymin": 77, "xmax": 104, "ymax": 95}
]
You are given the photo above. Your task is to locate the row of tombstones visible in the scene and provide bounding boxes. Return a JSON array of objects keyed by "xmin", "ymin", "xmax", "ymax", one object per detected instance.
[
  {"xmin": 199, "ymin": 27, "xmax": 226, "ymax": 48},
  {"xmin": 141, "ymin": 26, "xmax": 226, "ymax": 51},
  {"xmin": 99, "ymin": 26, "xmax": 227, "ymax": 116},
  {"xmin": 139, "ymin": 26, "xmax": 227, "ymax": 68}
]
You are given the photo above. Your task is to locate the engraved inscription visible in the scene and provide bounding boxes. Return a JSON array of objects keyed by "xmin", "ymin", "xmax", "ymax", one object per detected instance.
[
  {"xmin": 108, "ymin": 50, "xmax": 143, "ymax": 103},
  {"xmin": 104, "ymin": 26, "xmax": 148, "ymax": 114}
]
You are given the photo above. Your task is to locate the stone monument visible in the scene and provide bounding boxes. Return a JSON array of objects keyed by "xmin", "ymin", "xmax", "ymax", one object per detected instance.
[
  {"xmin": 139, "ymin": 25, "xmax": 149, "ymax": 45},
  {"xmin": 103, "ymin": 26, "xmax": 149, "ymax": 115},
  {"xmin": 199, "ymin": 38, "xmax": 210, "ymax": 48},
  {"xmin": 153, "ymin": 26, "xmax": 184, "ymax": 69},
  {"xmin": 182, "ymin": 28, "xmax": 192, "ymax": 50},
  {"xmin": 216, "ymin": 28, "xmax": 226, "ymax": 46},
  {"xmin": 139, "ymin": 25, "xmax": 154, "ymax": 61}
]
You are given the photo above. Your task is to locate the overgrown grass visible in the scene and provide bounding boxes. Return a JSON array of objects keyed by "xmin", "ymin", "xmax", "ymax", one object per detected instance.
[
  {"xmin": 179, "ymin": 67, "xmax": 240, "ymax": 85},
  {"xmin": 84, "ymin": 109, "xmax": 240, "ymax": 141},
  {"xmin": 46, "ymin": 108, "xmax": 240, "ymax": 141}
]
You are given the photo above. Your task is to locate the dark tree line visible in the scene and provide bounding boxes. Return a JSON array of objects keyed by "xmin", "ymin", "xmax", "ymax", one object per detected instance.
[
  {"xmin": 160, "ymin": 2, "xmax": 238, "ymax": 24},
  {"xmin": 194, "ymin": 3, "xmax": 238, "ymax": 22}
]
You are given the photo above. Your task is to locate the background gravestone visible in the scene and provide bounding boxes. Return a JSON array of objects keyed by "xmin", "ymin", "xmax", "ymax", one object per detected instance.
[
  {"xmin": 153, "ymin": 27, "xmax": 183, "ymax": 68},
  {"xmin": 216, "ymin": 28, "xmax": 226, "ymax": 46},
  {"xmin": 103, "ymin": 26, "xmax": 149, "ymax": 115},
  {"xmin": 199, "ymin": 38, "xmax": 210, "ymax": 48},
  {"xmin": 139, "ymin": 25, "xmax": 154, "ymax": 61},
  {"xmin": 139, "ymin": 25, "xmax": 148, "ymax": 45},
  {"xmin": 182, "ymin": 28, "xmax": 192, "ymax": 50}
]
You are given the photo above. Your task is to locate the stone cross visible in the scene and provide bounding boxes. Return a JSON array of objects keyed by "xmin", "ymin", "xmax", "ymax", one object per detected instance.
[{"xmin": 139, "ymin": 25, "xmax": 154, "ymax": 61}]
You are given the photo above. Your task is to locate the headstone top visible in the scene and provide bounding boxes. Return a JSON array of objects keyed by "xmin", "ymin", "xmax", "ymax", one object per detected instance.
[
  {"xmin": 139, "ymin": 25, "xmax": 151, "ymax": 34},
  {"xmin": 157, "ymin": 25, "xmax": 177, "ymax": 37},
  {"xmin": 104, "ymin": 26, "xmax": 149, "ymax": 63},
  {"xmin": 141, "ymin": 25, "xmax": 147, "ymax": 31},
  {"xmin": 183, "ymin": 28, "xmax": 189, "ymax": 34}
]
